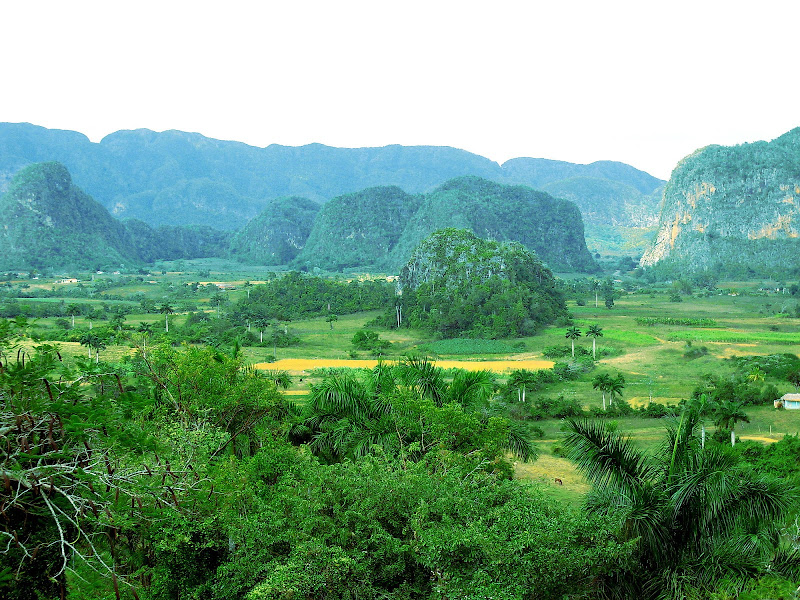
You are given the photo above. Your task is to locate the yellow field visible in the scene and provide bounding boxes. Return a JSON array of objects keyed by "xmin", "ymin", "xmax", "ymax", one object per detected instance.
[{"xmin": 254, "ymin": 357, "xmax": 554, "ymax": 374}]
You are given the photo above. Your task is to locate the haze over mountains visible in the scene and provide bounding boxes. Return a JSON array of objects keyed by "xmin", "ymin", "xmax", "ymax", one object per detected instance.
[{"xmin": 0, "ymin": 123, "xmax": 664, "ymax": 233}]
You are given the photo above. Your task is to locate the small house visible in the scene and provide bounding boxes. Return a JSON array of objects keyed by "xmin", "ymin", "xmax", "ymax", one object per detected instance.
[{"xmin": 775, "ymin": 393, "xmax": 800, "ymax": 409}]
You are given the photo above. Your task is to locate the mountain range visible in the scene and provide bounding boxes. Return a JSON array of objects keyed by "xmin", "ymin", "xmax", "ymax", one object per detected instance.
[{"xmin": 0, "ymin": 123, "xmax": 664, "ymax": 241}]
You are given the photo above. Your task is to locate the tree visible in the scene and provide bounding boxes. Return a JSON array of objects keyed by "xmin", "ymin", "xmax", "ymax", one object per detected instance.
[
  {"xmin": 66, "ymin": 303, "xmax": 80, "ymax": 328},
  {"xmin": 747, "ymin": 366, "xmax": 766, "ymax": 383},
  {"xmin": 0, "ymin": 341, "xmax": 211, "ymax": 599},
  {"xmin": 602, "ymin": 278, "xmax": 615, "ymax": 309},
  {"xmin": 788, "ymin": 369, "xmax": 800, "ymax": 390},
  {"xmin": 590, "ymin": 278, "xmax": 600, "ymax": 308},
  {"xmin": 713, "ymin": 398, "xmax": 750, "ymax": 446},
  {"xmin": 159, "ymin": 302, "xmax": 174, "ymax": 332},
  {"xmin": 325, "ymin": 313, "xmax": 338, "ymax": 330},
  {"xmin": 607, "ymin": 373, "xmax": 625, "ymax": 406},
  {"xmin": 563, "ymin": 414, "xmax": 798, "ymax": 600},
  {"xmin": 586, "ymin": 324, "xmax": 603, "ymax": 359},
  {"xmin": 592, "ymin": 372, "xmax": 612, "ymax": 410},
  {"xmin": 507, "ymin": 369, "xmax": 538, "ymax": 403},
  {"xmin": 565, "ymin": 326, "xmax": 582, "ymax": 358}
]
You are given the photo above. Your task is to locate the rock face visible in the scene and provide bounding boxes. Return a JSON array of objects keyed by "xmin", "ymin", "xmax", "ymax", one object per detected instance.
[
  {"xmin": 641, "ymin": 128, "xmax": 800, "ymax": 277},
  {"xmin": 229, "ymin": 196, "xmax": 320, "ymax": 265}
]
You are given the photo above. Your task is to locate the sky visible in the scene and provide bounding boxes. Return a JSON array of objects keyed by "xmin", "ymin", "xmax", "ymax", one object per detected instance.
[{"xmin": 1, "ymin": 1, "xmax": 798, "ymax": 180}]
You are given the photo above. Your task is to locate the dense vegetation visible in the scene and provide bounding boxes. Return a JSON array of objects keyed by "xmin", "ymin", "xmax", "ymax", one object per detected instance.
[
  {"xmin": 1, "ymin": 261, "xmax": 800, "ymax": 598},
  {"xmin": 397, "ymin": 229, "xmax": 568, "ymax": 337},
  {"xmin": 387, "ymin": 177, "xmax": 597, "ymax": 272},
  {"xmin": 231, "ymin": 272, "xmax": 395, "ymax": 323},
  {"xmin": 0, "ymin": 327, "xmax": 629, "ymax": 599}
]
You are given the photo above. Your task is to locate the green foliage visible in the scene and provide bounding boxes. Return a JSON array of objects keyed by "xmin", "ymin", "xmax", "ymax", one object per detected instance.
[
  {"xmin": 563, "ymin": 415, "xmax": 800, "ymax": 599},
  {"xmin": 0, "ymin": 162, "xmax": 232, "ymax": 271},
  {"xmin": 683, "ymin": 344, "xmax": 709, "ymax": 359},
  {"xmin": 731, "ymin": 353, "xmax": 800, "ymax": 380},
  {"xmin": 232, "ymin": 272, "xmax": 394, "ymax": 322},
  {"xmin": 295, "ymin": 186, "xmax": 422, "ymax": 271},
  {"xmin": 635, "ymin": 316, "xmax": 718, "ymax": 327},
  {"xmin": 398, "ymin": 229, "xmax": 567, "ymax": 337},
  {"xmin": 0, "ymin": 162, "xmax": 136, "ymax": 271},
  {"xmin": 387, "ymin": 176, "xmax": 597, "ymax": 272},
  {"xmin": 351, "ymin": 329, "xmax": 390, "ymax": 352}
]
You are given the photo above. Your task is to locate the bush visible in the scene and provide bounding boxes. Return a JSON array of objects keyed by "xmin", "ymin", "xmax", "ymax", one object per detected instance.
[{"xmin": 683, "ymin": 345, "xmax": 709, "ymax": 359}]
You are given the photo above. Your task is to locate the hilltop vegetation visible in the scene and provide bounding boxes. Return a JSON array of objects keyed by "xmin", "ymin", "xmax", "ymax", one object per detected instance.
[
  {"xmin": 295, "ymin": 186, "xmax": 421, "ymax": 270},
  {"xmin": 0, "ymin": 162, "xmax": 137, "ymax": 270},
  {"xmin": 397, "ymin": 229, "xmax": 567, "ymax": 337},
  {"xmin": 642, "ymin": 127, "xmax": 800, "ymax": 278},
  {"xmin": 291, "ymin": 177, "xmax": 596, "ymax": 273},
  {"xmin": 389, "ymin": 177, "xmax": 596, "ymax": 271}
]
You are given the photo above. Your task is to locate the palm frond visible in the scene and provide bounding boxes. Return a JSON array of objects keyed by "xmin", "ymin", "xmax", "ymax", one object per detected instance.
[
  {"xmin": 505, "ymin": 421, "xmax": 537, "ymax": 462},
  {"xmin": 563, "ymin": 419, "xmax": 652, "ymax": 493},
  {"xmin": 446, "ymin": 369, "xmax": 496, "ymax": 409},
  {"xmin": 309, "ymin": 372, "xmax": 369, "ymax": 418}
]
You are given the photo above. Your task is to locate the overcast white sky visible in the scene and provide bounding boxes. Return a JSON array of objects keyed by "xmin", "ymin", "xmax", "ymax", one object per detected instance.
[{"xmin": 2, "ymin": 1, "xmax": 798, "ymax": 180}]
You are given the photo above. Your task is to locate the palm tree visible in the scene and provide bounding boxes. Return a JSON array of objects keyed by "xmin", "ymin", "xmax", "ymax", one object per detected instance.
[
  {"xmin": 159, "ymin": 303, "xmax": 174, "ymax": 332},
  {"xmin": 66, "ymin": 303, "xmax": 80, "ymax": 328},
  {"xmin": 686, "ymin": 393, "xmax": 712, "ymax": 448},
  {"xmin": 713, "ymin": 398, "xmax": 750, "ymax": 446},
  {"xmin": 563, "ymin": 414, "xmax": 798, "ymax": 599},
  {"xmin": 565, "ymin": 326, "xmax": 582, "ymax": 358},
  {"xmin": 592, "ymin": 372, "xmax": 612, "ymax": 410},
  {"xmin": 298, "ymin": 361, "xmax": 533, "ymax": 463},
  {"xmin": 747, "ymin": 366, "xmax": 766, "ymax": 383},
  {"xmin": 607, "ymin": 373, "xmax": 625, "ymax": 407},
  {"xmin": 261, "ymin": 369, "xmax": 292, "ymax": 390},
  {"xmin": 589, "ymin": 278, "xmax": 600, "ymax": 308},
  {"xmin": 507, "ymin": 369, "xmax": 538, "ymax": 403},
  {"xmin": 585, "ymin": 324, "xmax": 603, "ymax": 360}
]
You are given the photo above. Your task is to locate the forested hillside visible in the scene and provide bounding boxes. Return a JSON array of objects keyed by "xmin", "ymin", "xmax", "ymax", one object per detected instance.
[
  {"xmin": 294, "ymin": 186, "xmax": 421, "ymax": 270},
  {"xmin": 0, "ymin": 162, "xmax": 137, "ymax": 270},
  {"xmin": 0, "ymin": 162, "xmax": 230, "ymax": 270},
  {"xmin": 389, "ymin": 177, "xmax": 596, "ymax": 272},
  {"xmin": 641, "ymin": 127, "xmax": 800, "ymax": 278},
  {"xmin": 288, "ymin": 177, "xmax": 595, "ymax": 273},
  {"xmin": 229, "ymin": 196, "xmax": 320, "ymax": 265},
  {"xmin": 0, "ymin": 123, "xmax": 663, "ymax": 231}
]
